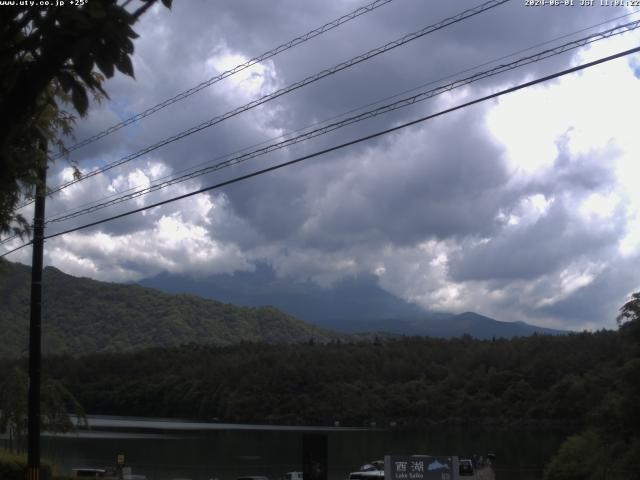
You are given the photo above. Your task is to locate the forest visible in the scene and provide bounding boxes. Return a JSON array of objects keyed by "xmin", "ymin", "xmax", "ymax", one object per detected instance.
[
  {"xmin": 0, "ymin": 330, "xmax": 624, "ymax": 426},
  {"xmin": 0, "ymin": 260, "xmax": 340, "ymax": 358},
  {"xmin": 2, "ymin": 295, "xmax": 639, "ymax": 479}
]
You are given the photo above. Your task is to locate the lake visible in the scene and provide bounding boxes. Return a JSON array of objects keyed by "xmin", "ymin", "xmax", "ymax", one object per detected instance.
[{"xmin": 39, "ymin": 416, "xmax": 570, "ymax": 480}]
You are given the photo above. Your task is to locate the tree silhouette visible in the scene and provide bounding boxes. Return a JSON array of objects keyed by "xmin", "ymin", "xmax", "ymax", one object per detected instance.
[{"xmin": 0, "ymin": 0, "xmax": 172, "ymax": 236}]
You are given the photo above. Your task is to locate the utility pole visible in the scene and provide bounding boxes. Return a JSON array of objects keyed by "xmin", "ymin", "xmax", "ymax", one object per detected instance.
[{"xmin": 27, "ymin": 142, "xmax": 47, "ymax": 480}]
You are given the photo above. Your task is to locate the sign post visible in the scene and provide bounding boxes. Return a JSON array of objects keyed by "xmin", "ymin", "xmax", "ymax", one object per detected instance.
[
  {"xmin": 117, "ymin": 454, "xmax": 125, "ymax": 480},
  {"xmin": 302, "ymin": 434, "xmax": 328, "ymax": 480}
]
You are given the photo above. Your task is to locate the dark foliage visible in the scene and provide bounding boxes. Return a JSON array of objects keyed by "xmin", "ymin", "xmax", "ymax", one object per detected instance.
[
  {"xmin": 0, "ymin": 260, "xmax": 341, "ymax": 358},
  {"xmin": 7, "ymin": 330, "xmax": 621, "ymax": 428},
  {"xmin": 544, "ymin": 292, "xmax": 640, "ymax": 479},
  {"xmin": 0, "ymin": 0, "xmax": 172, "ymax": 236},
  {"xmin": 0, "ymin": 450, "xmax": 53, "ymax": 480}
]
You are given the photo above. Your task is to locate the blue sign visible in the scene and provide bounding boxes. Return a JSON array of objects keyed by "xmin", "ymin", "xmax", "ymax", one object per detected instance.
[{"xmin": 384, "ymin": 456, "xmax": 459, "ymax": 480}]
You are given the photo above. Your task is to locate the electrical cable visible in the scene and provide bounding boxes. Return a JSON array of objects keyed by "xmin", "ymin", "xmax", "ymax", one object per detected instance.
[
  {"xmin": 39, "ymin": 8, "xmax": 640, "ymax": 225},
  {"xmin": 4, "ymin": 43, "xmax": 637, "ymax": 257},
  {"xmin": 53, "ymin": 0, "xmax": 397, "ymax": 159},
  {"xmin": 25, "ymin": 0, "xmax": 509, "ymax": 208},
  {"xmin": 2, "ymin": 8, "xmax": 637, "ymax": 243},
  {"xmin": 0, "ymin": 233, "xmax": 21, "ymax": 246},
  {"xmin": 1, "ymin": 241, "xmax": 33, "ymax": 257},
  {"xmin": 43, "ymin": 19, "xmax": 640, "ymax": 225}
]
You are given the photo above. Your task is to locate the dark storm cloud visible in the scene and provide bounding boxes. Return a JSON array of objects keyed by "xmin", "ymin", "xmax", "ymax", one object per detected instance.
[
  {"xmin": 540, "ymin": 256, "xmax": 640, "ymax": 327},
  {"xmin": 25, "ymin": 0, "xmax": 640, "ymax": 328},
  {"xmin": 288, "ymin": 106, "xmax": 514, "ymax": 247},
  {"xmin": 532, "ymin": 136, "xmax": 620, "ymax": 195},
  {"xmin": 449, "ymin": 195, "xmax": 623, "ymax": 282},
  {"xmin": 67, "ymin": 0, "xmax": 617, "ymax": 182},
  {"xmin": 203, "ymin": 104, "xmax": 510, "ymax": 250},
  {"xmin": 449, "ymin": 134, "xmax": 626, "ymax": 283},
  {"xmin": 229, "ymin": 1, "xmax": 613, "ymax": 134},
  {"xmin": 56, "ymin": 0, "xmax": 619, "ymax": 202}
]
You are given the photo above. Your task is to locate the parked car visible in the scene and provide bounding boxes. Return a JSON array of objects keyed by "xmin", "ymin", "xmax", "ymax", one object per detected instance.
[
  {"xmin": 459, "ymin": 459, "xmax": 474, "ymax": 476},
  {"xmin": 348, "ymin": 461, "xmax": 384, "ymax": 480}
]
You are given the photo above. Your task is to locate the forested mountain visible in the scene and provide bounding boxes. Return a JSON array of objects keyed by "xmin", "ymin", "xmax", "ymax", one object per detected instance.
[
  {"xmin": 0, "ymin": 260, "xmax": 565, "ymax": 359},
  {"xmin": 2, "ymin": 254, "xmax": 638, "ymax": 476},
  {"xmin": 336, "ymin": 311, "xmax": 566, "ymax": 338},
  {"xmin": 0, "ymin": 260, "xmax": 340, "ymax": 358},
  {"xmin": 139, "ymin": 264, "xmax": 566, "ymax": 338}
]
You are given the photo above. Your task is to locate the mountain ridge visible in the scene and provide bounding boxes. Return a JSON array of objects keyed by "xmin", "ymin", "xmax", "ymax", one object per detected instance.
[
  {"xmin": 0, "ymin": 260, "xmax": 341, "ymax": 358},
  {"xmin": 139, "ymin": 264, "xmax": 567, "ymax": 339},
  {"xmin": 0, "ymin": 260, "xmax": 566, "ymax": 359}
]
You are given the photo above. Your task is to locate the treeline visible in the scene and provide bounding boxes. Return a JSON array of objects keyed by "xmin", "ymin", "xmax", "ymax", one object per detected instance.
[
  {"xmin": 0, "ymin": 260, "xmax": 340, "ymax": 358},
  {"xmin": 2, "ymin": 311, "xmax": 639, "ymax": 478},
  {"xmin": 5, "ymin": 330, "xmax": 625, "ymax": 427},
  {"xmin": 544, "ymin": 296, "xmax": 640, "ymax": 479}
]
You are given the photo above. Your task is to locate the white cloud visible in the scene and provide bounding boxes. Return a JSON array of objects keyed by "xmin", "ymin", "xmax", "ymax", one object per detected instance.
[
  {"xmin": 579, "ymin": 191, "xmax": 619, "ymax": 219},
  {"xmin": 535, "ymin": 263, "xmax": 603, "ymax": 308},
  {"xmin": 5, "ymin": 1, "xmax": 640, "ymax": 331},
  {"xmin": 41, "ymin": 210, "xmax": 251, "ymax": 283}
]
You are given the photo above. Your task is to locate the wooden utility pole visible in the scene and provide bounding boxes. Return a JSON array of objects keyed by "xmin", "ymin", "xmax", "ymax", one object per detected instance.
[{"xmin": 27, "ymin": 144, "xmax": 47, "ymax": 480}]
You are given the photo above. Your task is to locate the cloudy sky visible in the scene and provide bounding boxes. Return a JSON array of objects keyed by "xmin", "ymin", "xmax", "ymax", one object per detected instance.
[{"xmin": 5, "ymin": 0, "xmax": 640, "ymax": 330}]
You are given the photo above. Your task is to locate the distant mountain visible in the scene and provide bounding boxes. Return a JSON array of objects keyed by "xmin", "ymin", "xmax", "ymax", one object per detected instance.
[
  {"xmin": 399, "ymin": 312, "xmax": 565, "ymax": 339},
  {"xmin": 0, "ymin": 260, "xmax": 341, "ymax": 358},
  {"xmin": 138, "ymin": 263, "xmax": 427, "ymax": 327},
  {"xmin": 266, "ymin": 311, "xmax": 565, "ymax": 339},
  {"xmin": 0, "ymin": 260, "xmax": 565, "ymax": 359},
  {"xmin": 139, "ymin": 264, "xmax": 566, "ymax": 339}
]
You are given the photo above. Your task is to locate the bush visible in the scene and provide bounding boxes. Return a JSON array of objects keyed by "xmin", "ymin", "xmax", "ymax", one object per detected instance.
[
  {"xmin": 0, "ymin": 449, "xmax": 53, "ymax": 480},
  {"xmin": 543, "ymin": 431, "xmax": 603, "ymax": 480}
]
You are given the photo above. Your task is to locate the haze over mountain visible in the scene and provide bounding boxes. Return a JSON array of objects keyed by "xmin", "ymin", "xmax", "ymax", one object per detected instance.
[
  {"xmin": 139, "ymin": 263, "xmax": 566, "ymax": 339},
  {"xmin": 0, "ymin": 260, "xmax": 565, "ymax": 359}
]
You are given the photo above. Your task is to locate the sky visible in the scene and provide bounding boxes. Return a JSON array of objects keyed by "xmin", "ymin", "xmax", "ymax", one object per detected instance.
[{"xmin": 4, "ymin": 0, "xmax": 640, "ymax": 330}]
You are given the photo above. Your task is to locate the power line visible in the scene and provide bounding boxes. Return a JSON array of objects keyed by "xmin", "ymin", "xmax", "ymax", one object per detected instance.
[
  {"xmin": 27, "ymin": 0, "xmax": 509, "ymax": 207},
  {"xmin": 43, "ymin": 19, "xmax": 640, "ymax": 225},
  {"xmin": 3, "ymin": 43, "xmax": 637, "ymax": 258},
  {"xmin": 38, "ymin": 8, "xmax": 640, "ymax": 226},
  {"xmin": 54, "ymin": 0, "xmax": 397, "ymax": 159},
  {"xmin": 0, "ymin": 233, "xmax": 21, "ymax": 246},
  {"xmin": 2, "ymin": 9, "xmax": 637, "ymax": 242},
  {"xmin": 1, "ymin": 240, "xmax": 33, "ymax": 257}
]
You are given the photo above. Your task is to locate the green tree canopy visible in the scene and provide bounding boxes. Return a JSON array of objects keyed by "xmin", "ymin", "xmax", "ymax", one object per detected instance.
[
  {"xmin": 544, "ymin": 292, "xmax": 640, "ymax": 479},
  {"xmin": 0, "ymin": 0, "xmax": 172, "ymax": 236},
  {"xmin": 618, "ymin": 291, "xmax": 640, "ymax": 350},
  {"xmin": 0, "ymin": 366, "xmax": 85, "ymax": 453}
]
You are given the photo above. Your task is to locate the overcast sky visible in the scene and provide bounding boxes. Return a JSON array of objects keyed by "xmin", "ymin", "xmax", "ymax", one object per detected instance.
[{"xmin": 5, "ymin": 0, "xmax": 640, "ymax": 330}]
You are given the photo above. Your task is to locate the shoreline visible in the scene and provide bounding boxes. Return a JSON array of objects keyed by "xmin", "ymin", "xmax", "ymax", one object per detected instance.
[{"xmin": 66, "ymin": 414, "xmax": 580, "ymax": 434}]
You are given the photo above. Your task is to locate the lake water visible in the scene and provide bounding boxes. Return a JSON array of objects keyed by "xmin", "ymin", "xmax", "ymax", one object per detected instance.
[{"xmin": 39, "ymin": 416, "xmax": 570, "ymax": 480}]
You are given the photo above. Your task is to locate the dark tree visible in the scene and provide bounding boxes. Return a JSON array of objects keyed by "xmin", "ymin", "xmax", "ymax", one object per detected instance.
[
  {"xmin": 618, "ymin": 291, "xmax": 640, "ymax": 347},
  {"xmin": 0, "ymin": 0, "xmax": 172, "ymax": 236}
]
